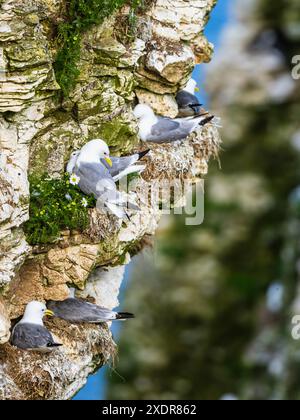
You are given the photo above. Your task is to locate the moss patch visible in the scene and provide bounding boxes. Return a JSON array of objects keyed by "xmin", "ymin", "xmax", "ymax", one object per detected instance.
[
  {"xmin": 24, "ymin": 174, "xmax": 96, "ymax": 245},
  {"xmin": 96, "ymin": 118, "xmax": 139, "ymax": 153},
  {"xmin": 54, "ymin": 0, "xmax": 145, "ymax": 97}
]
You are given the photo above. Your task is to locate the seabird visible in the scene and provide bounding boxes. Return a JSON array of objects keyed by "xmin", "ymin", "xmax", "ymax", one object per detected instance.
[
  {"xmin": 72, "ymin": 139, "xmax": 139, "ymax": 219},
  {"xmin": 67, "ymin": 148, "xmax": 150, "ymax": 182},
  {"xmin": 133, "ymin": 104, "xmax": 214, "ymax": 144},
  {"xmin": 47, "ymin": 289, "xmax": 135, "ymax": 324},
  {"xmin": 176, "ymin": 79, "xmax": 205, "ymax": 117},
  {"xmin": 11, "ymin": 301, "xmax": 61, "ymax": 352}
]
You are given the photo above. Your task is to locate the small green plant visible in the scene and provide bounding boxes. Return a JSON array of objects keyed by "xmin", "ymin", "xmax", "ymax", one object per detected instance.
[
  {"xmin": 127, "ymin": 0, "xmax": 144, "ymax": 34},
  {"xmin": 54, "ymin": 0, "xmax": 125, "ymax": 96},
  {"xmin": 54, "ymin": 0, "xmax": 147, "ymax": 97},
  {"xmin": 24, "ymin": 173, "xmax": 96, "ymax": 245}
]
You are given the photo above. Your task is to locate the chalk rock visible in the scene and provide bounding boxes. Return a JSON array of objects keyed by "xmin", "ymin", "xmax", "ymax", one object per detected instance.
[
  {"xmin": 136, "ymin": 88, "xmax": 179, "ymax": 117},
  {"xmin": 0, "ymin": 298, "xmax": 10, "ymax": 344}
]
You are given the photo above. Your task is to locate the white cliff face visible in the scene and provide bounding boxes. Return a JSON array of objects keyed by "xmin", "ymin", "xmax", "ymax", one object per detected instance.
[
  {"xmin": 151, "ymin": 0, "xmax": 216, "ymax": 42},
  {"xmin": 79, "ymin": 266, "xmax": 127, "ymax": 310},
  {"xmin": 0, "ymin": 0, "xmax": 60, "ymax": 287},
  {"xmin": 0, "ymin": 299, "xmax": 10, "ymax": 344},
  {"xmin": 0, "ymin": 0, "xmax": 220, "ymax": 399}
]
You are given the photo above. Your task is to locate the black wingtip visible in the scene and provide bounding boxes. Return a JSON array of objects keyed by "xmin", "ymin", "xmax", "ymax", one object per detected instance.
[
  {"xmin": 48, "ymin": 343, "xmax": 63, "ymax": 348},
  {"xmin": 124, "ymin": 211, "xmax": 131, "ymax": 223},
  {"xmin": 138, "ymin": 149, "xmax": 151, "ymax": 160},
  {"xmin": 116, "ymin": 312, "xmax": 135, "ymax": 320},
  {"xmin": 189, "ymin": 103, "xmax": 203, "ymax": 109},
  {"xmin": 199, "ymin": 115, "xmax": 215, "ymax": 126}
]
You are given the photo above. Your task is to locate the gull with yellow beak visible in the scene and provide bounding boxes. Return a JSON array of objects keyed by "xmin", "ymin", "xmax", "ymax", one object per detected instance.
[
  {"xmin": 67, "ymin": 146, "xmax": 150, "ymax": 182},
  {"xmin": 11, "ymin": 301, "xmax": 62, "ymax": 352},
  {"xmin": 72, "ymin": 139, "xmax": 140, "ymax": 219},
  {"xmin": 134, "ymin": 104, "xmax": 214, "ymax": 144},
  {"xmin": 176, "ymin": 79, "xmax": 207, "ymax": 117}
]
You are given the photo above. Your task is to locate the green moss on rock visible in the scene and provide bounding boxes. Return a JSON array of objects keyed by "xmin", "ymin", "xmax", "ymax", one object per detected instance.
[
  {"xmin": 29, "ymin": 114, "xmax": 84, "ymax": 177},
  {"xmin": 88, "ymin": 115, "xmax": 139, "ymax": 154},
  {"xmin": 54, "ymin": 0, "xmax": 144, "ymax": 96}
]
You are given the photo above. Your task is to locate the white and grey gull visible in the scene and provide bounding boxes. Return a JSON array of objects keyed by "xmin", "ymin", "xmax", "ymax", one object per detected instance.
[
  {"xmin": 67, "ymin": 147, "xmax": 150, "ymax": 182},
  {"xmin": 47, "ymin": 288, "xmax": 135, "ymax": 324},
  {"xmin": 11, "ymin": 301, "xmax": 61, "ymax": 352},
  {"xmin": 176, "ymin": 79, "xmax": 206, "ymax": 117},
  {"xmin": 133, "ymin": 104, "xmax": 214, "ymax": 144},
  {"xmin": 70, "ymin": 139, "xmax": 140, "ymax": 219}
]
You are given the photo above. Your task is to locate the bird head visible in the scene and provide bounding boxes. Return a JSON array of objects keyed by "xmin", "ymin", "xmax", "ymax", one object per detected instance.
[
  {"xmin": 22, "ymin": 301, "xmax": 54, "ymax": 324},
  {"xmin": 133, "ymin": 104, "xmax": 154, "ymax": 120},
  {"xmin": 70, "ymin": 151, "xmax": 80, "ymax": 159},
  {"xmin": 67, "ymin": 150, "xmax": 80, "ymax": 171},
  {"xmin": 79, "ymin": 139, "xmax": 112, "ymax": 167}
]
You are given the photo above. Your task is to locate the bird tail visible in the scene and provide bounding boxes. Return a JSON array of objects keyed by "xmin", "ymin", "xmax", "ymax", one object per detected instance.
[
  {"xmin": 138, "ymin": 149, "xmax": 150, "ymax": 160},
  {"xmin": 104, "ymin": 200, "xmax": 140, "ymax": 220},
  {"xmin": 199, "ymin": 115, "xmax": 215, "ymax": 126},
  {"xmin": 47, "ymin": 343, "xmax": 63, "ymax": 348},
  {"xmin": 127, "ymin": 201, "xmax": 140, "ymax": 211},
  {"xmin": 104, "ymin": 201, "xmax": 127, "ymax": 219},
  {"xmin": 115, "ymin": 312, "xmax": 135, "ymax": 320},
  {"xmin": 97, "ymin": 188, "xmax": 140, "ymax": 219},
  {"xmin": 212, "ymin": 116, "xmax": 223, "ymax": 128}
]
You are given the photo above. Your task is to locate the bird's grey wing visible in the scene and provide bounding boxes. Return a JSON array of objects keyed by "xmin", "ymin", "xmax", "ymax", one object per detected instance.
[
  {"xmin": 147, "ymin": 118, "xmax": 191, "ymax": 143},
  {"xmin": 101, "ymin": 156, "xmax": 138, "ymax": 178},
  {"xmin": 48, "ymin": 299, "xmax": 115, "ymax": 323},
  {"xmin": 78, "ymin": 301, "xmax": 117, "ymax": 322},
  {"xmin": 74, "ymin": 162, "xmax": 135, "ymax": 218},
  {"xmin": 75, "ymin": 162, "xmax": 115, "ymax": 198},
  {"xmin": 105, "ymin": 151, "xmax": 149, "ymax": 181},
  {"xmin": 48, "ymin": 299, "xmax": 91, "ymax": 323},
  {"xmin": 151, "ymin": 118, "xmax": 180, "ymax": 134},
  {"xmin": 12, "ymin": 323, "xmax": 54, "ymax": 350}
]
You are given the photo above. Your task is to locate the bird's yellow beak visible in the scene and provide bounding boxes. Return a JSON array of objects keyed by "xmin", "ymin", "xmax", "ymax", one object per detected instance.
[
  {"xmin": 45, "ymin": 309, "xmax": 54, "ymax": 317},
  {"xmin": 195, "ymin": 87, "xmax": 200, "ymax": 92},
  {"xmin": 105, "ymin": 157, "xmax": 113, "ymax": 167}
]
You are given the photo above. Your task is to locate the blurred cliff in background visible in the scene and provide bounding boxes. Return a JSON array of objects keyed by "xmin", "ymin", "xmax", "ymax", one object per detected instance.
[{"xmin": 107, "ymin": 0, "xmax": 300, "ymax": 400}]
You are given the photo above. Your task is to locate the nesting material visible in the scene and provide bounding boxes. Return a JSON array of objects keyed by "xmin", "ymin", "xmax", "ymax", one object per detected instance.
[
  {"xmin": 0, "ymin": 320, "xmax": 116, "ymax": 400},
  {"xmin": 142, "ymin": 124, "xmax": 221, "ymax": 181}
]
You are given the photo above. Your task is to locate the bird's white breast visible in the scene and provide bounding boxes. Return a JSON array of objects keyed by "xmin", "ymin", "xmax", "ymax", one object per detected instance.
[{"xmin": 139, "ymin": 116, "xmax": 157, "ymax": 141}]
